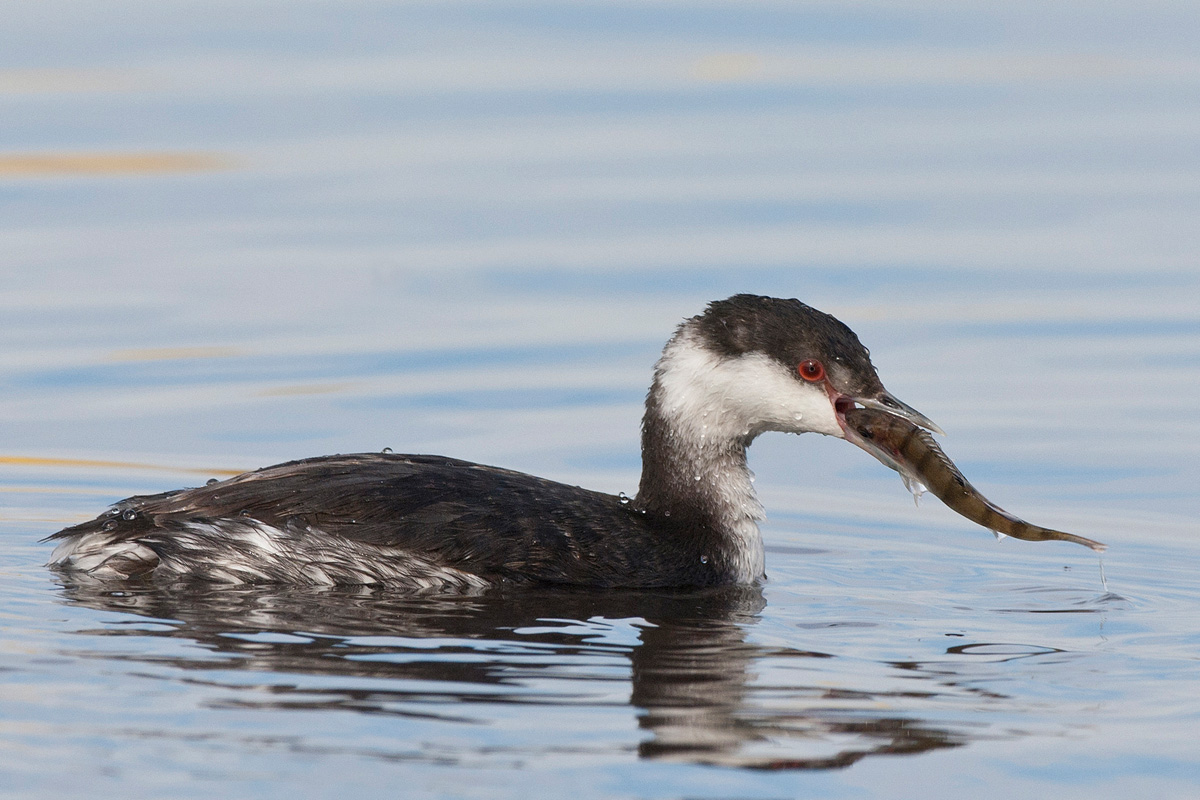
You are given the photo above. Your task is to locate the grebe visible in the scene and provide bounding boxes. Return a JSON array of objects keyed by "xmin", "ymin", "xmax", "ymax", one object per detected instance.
[{"xmin": 45, "ymin": 294, "xmax": 996, "ymax": 589}]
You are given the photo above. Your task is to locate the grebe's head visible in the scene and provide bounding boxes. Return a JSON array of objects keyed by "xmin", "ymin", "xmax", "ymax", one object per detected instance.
[{"xmin": 653, "ymin": 294, "xmax": 941, "ymax": 447}]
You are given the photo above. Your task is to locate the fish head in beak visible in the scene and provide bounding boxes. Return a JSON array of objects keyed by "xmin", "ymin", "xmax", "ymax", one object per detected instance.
[
  {"xmin": 837, "ymin": 391, "xmax": 944, "ymax": 437},
  {"xmin": 830, "ymin": 386, "xmax": 943, "ymax": 492},
  {"xmin": 809, "ymin": 352, "xmax": 944, "ymax": 472},
  {"xmin": 813, "ymin": 363, "xmax": 943, "ymax": 495}
]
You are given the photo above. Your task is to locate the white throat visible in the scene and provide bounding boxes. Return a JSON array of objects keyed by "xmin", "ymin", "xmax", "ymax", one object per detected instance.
[{"xmin": 637, "ymin": 329, "xmax": 844, "ymax": 582}]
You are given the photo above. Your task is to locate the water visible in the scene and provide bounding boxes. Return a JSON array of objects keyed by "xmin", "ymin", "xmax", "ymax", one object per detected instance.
[{"xmin": 3, "ymin": 2, "xmax": 1199, "ymax": 797}]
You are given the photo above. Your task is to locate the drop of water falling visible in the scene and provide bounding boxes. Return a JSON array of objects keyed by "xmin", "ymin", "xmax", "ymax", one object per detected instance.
[{"xmin": 900, "ymin": 475, "xmax": 927, "ymax": 505}]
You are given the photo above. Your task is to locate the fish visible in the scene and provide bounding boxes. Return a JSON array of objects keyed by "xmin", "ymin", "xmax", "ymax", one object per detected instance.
[{"xmin": 842, "ymin": 406, "xmax": 1106, "ymax": 552}]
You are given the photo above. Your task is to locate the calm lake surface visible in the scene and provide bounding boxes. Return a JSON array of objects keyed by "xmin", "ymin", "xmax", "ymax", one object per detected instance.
[{"xmin": 2, "ymin": 2, "xmax": 1199, "ymax": 798}]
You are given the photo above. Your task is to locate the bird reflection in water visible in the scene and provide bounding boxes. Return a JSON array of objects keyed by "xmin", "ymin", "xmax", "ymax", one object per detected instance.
[{"xmin": 55, "ymin": 578, "xmax": 967, "ymax": 770}]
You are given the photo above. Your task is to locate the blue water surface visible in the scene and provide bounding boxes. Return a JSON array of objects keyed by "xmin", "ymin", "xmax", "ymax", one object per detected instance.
[{"xmin": 2, "ymin": 2, "xmax": 1199, "ymax": 798}]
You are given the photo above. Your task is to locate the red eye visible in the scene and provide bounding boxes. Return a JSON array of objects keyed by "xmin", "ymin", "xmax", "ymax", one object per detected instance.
[{"xmin": 797, "ymin": 359, "xmax": 825, "ymax": 382}]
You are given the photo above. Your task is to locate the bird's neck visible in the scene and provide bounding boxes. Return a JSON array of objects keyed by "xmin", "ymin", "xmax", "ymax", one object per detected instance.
[{"xmin": 634, "ymin": 333, "xmax": 766, "ymax": 582}]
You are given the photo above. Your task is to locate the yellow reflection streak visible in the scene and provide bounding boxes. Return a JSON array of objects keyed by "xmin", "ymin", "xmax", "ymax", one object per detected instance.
[
  {"xmin": 0, "ymin": 455, "xmax": 244, "ymax": 477},
  {"xmin": 257, "ymin": 382, "xmax": 354, "ymax": 397},
  {"xmin": 0, "ymin": 68, "xmax": 134, "ymax": 93},
  {"xmin": 689, "ymin": 53, "xmax": 764, "ymax": 82},
  {"xmin": 0, "ymin": 152, "xmax": 233, "ymax": 176},
  {"xmin": 108, "ymin": 346, "xmax": 243, "ymax": 362}
]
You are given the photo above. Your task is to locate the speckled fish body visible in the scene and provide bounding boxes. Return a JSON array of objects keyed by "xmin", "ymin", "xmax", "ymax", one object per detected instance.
[{"xmin": 842, "ymin": 406, "xmax": 1105, "ymax": 552}]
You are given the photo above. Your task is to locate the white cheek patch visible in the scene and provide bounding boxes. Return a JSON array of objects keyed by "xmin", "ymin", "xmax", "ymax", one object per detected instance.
[{"xmin": 656, "ymin": 334, "xmax": 844, "ymax": 441}]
